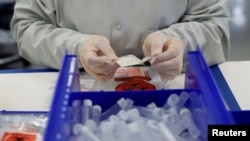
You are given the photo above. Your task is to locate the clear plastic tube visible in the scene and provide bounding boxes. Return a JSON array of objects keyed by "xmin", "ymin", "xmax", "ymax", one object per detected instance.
[
  {"xmin": 100, "ymin": 98, "xmax": 126, "ymax": 121},
  {"xmin": 72, "ymin": 100, "xmax": 82, "ymax": 124},
  {"xmin": 180, "ymin": 108, "xmax": 201, "ymax": 139},
  {"xmin": 91, "ymin": 105, "xmax": 102, "ymax": 125},
  {"xmin": 82, "ymin": 99, "xmax": 93, "ymax": 124}
]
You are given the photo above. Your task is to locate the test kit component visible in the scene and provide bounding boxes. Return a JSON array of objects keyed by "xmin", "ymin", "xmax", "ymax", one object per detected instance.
[{"xmin": 64, "ymin": 92, "xmax": 202, "ymax": 141}]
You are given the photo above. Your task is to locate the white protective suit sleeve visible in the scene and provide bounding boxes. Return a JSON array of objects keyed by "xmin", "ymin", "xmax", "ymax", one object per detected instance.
[
  {"xmin": 10, "ymin": 0, "xmax": 90, "ymax": 69},
  {"xmin": 161, "ymin": 0, "xmax": 231, "ymax": 69}
]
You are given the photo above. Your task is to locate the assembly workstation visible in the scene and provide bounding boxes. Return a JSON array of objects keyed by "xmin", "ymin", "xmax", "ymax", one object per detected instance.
[
  {"xmin": 1, "ymin": 0, "xmax": 250, "ymax": 140},
  {"xmin": 0, "ymin": 49, "xmax": 250, "ymax": 141}
]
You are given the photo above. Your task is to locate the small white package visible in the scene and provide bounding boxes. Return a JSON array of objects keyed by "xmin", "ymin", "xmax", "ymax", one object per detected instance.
[{"xmin": 115, "ymin": 55, "xmax": 152, "ymax": 67}]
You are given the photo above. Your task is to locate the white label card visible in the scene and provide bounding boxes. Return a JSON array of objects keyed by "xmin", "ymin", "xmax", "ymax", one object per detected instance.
[{"xmin": 115, "ymin": 55, "xmax": 152, "ymax": 67}]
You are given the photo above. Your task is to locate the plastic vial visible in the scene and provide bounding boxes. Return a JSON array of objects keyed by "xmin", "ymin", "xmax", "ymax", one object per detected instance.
[
  {"xmin": 158, "ymin": 122, "xmax": 177, "ymax": 141},
  {"xmin": 72, "ymin": 123, "xmax": 84, "ymax": 136},
  {"xmin": 82, "ymin": 99, "xmax": 93, "ymax": 124},
  {"xmin": 100, "ymin": 98, "xmax": 126, "ymax": 120},
  {"xmin": 163, "ymin": 93, "xmax": 180, "ymax": 110},
  {"xmin": 108, "ymin": 115, "xmax": 120, "ymax": 125},
  {"xmin": 180, "ymin": 108, "xmax": 201, "ymax": 139},
  {"xmin": 126, "ymin": 121, "xmax": 151, "ymax": 141},
  {"xmin": 178, "ymin": 91, "xmax": 190, "ymax": 107},
  {"xmin": 134, "ymin": 106, "xmax": 154, "ymax": 119},
  {"xmin": 85, "ymin": 120, "xmax": 97, "ymax": 132},
  {"xmin": 167, "ymin": 93, "xmax": 180, "ymax": 107},
  {"xmin": 146, "ymin": 120, "xmax": 162, "ymax": 140},
  {"xmin": 162, "ymin": 114, "xmax": 178, "ymax": 125},
  {"xmin": 147, "ymin": 102, "xmax": 158, "ymax": 109},
  {"xmin": 91, "ymin": 105, "xmax": 102, "ymax": 125},
  {"xmin": 124, "ymin": 98, "xmax": 134, "ymax": 111},
  {"xmin": 118, "ymin": 110, "xmax": 128, "ymax": 121},
  {"xmin": 126, "ymin": 108, "xmax": 140, "ymax": 122},
  {"xmin": 152, "ymin": 108, "xmax": 165, "ymax": 120},
  {"xmin": 100, "ymin": 121, "xmax": 115, "ymax": 141},
  {"xmin": 166, "ymin": 117, "xmax": 187, "ymax": 137},
  {"xmin": 72, "ymin": 100, "xmax": 82, "ymax": 123},
  {"xmin": 114, "ymin": 121, "xmax": 130, "ymax": 141},
  {"xmin": 72, "ymin": 123, "xmax": 101, "ymax": 141}
]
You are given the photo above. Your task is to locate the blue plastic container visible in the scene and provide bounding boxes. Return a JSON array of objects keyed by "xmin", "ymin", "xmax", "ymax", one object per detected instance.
[{"xmin": 44, "ymin": 47, "xmax": 237, "ymax": 141}]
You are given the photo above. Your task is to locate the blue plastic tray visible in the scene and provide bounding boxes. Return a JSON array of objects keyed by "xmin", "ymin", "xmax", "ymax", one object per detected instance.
[{"xmin": 44, "ymin": 47, "xmax": 239, "ymax": 141}]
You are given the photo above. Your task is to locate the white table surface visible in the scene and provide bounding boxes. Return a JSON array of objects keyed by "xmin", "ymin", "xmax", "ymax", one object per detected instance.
[
  {"xmin": 0, "ymin": 61, "xmax": 249, "ymax": 112},
  {"xmin": 217, "ymin": 61, "xmax": 250, "ymax": 110}
]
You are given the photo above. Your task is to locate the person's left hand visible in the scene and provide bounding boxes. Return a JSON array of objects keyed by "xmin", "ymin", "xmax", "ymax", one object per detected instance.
[{"xmin": 142, "ymin": 31, "xmax": 184, "ymax": 80}]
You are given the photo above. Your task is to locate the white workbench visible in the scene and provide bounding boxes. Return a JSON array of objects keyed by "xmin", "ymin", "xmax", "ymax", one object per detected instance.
[{"xmin": 0, "ymin": 61, "xmax": 250, "ymax": 112}]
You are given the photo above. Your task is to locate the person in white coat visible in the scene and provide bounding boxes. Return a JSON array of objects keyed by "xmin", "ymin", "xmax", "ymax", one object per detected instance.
[{"xmin": 10, "ymin": 0, "xmax": 231, "ymax": 82}]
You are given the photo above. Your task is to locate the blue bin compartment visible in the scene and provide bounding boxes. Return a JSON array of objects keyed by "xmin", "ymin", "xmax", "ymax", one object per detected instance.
[
  {"xmin": 184, "ymin": 48, "xmax": 235, "ymax": 125},
  {"xmin": 67, "ymin": 89, "xmax": 209, "ymax": 140},
  {"xmin": 44, "ymin": 47, "xmax": 237, "ymax": 141}
]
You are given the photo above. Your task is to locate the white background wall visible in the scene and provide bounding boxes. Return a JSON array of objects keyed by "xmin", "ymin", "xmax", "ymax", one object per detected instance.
[{"xmin": 228, "ymin": 0, "xmax": 250, "ymax": 61}]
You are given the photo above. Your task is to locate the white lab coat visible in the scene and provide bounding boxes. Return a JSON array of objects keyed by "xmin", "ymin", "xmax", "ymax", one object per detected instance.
[{"xmin": 10, "ymin": 0, "xmax": 231, "ymax": 70}]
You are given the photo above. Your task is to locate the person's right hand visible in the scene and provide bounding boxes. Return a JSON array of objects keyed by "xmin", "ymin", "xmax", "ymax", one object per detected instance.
[{"xmin": 79, "ymin": 35, "xmax": 119, "ymax": 82}]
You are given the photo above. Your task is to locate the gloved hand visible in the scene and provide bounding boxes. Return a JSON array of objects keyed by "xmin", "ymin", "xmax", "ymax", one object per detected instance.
[
  {"xmin": 79, "ymin": 35, "xmax": 119, "ymax": 82},
  {"xmin": 143, "ymin": 31, "xmax": 184, "ymax": 80}
]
